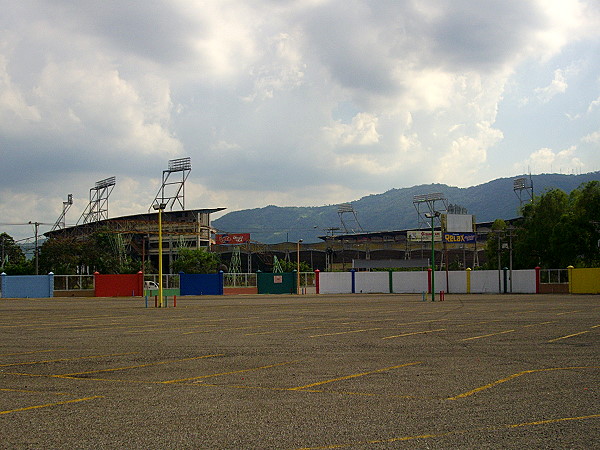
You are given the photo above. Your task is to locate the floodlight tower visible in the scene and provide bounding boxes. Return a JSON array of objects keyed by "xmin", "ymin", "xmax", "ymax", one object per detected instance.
[
  {"xmin": 51, "ymin": 194, "xmax": 73, "ymax": 231},
  {"xmin": 77, "ymin": 177, "xmax": 116, "ymax": 224},
  {"xmin": 338, "ymin": 203, "xmax": 363, "ymax": 233},
  {"xmin": 413, "ymin": 193, "xmax": 448, "ymax": 230},
  {"xmin": 513, "ymin": 176, "xmax": 534, "ymax": 209},
  {"xmin": 149, "ymin": 157, "xmax": 192, "ymax": 212}
]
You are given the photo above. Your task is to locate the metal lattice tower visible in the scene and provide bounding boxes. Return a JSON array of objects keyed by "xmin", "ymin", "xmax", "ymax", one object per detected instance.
[
  {"xmin": 77, "ymin": 177, "xmax": 116, "ymax": 225},
  {"xmin": 149, "ymin": 157, "xmax": 192, "ymax": 212},
  {"xmin": 51, "ymin": 194, "xmax": 73, "ymax": 231},
  {"xmin": 338, "ymin": 203, "xmax": 363, "ymax": 233},
  {"xmin": 513, "ymin": 176, "xmax": 534, "ymax": 209},
  {"xmin": 272, "ymin": 255, "xmax": 283, "ymax": 273},
  {"xmin": 230, "ymin": 246, "xmax": 242, "ymax": 274},
  {"xmin": 413, "ymin": 193, "xmax": 448, "ymax": 231}
]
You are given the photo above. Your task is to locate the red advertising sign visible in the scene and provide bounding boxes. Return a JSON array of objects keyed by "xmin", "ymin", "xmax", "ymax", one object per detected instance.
[{"xmin": 215, "ymin": 233, "xmax": 250, "ymax": 245}]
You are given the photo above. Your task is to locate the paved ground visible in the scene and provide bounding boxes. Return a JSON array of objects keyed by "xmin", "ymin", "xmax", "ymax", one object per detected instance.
[{"xmin": 1, "ymin": 293, "xmax": 598, "ymax": 449}]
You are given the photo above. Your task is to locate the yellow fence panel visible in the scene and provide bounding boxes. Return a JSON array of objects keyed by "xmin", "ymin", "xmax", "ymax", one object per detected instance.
[{"xmin": 569, "ymin": 267, "xmax": 600, "ymax": 294}]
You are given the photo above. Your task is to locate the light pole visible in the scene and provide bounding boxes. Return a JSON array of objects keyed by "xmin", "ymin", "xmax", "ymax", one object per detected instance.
[
  {"xmin": 28, "ymin": 221, "xmax": 39, "ymax": 275},
  {"xmin": 425, "ymin": 212, "xmax": 440, "ymax": 302},
  {"xmin": 297, "ymin": 239, "xmax": 303, "ymax": 294},
  {"xmin": 153, "ymin": 203, "xmax": 167, "ymax": 307}
]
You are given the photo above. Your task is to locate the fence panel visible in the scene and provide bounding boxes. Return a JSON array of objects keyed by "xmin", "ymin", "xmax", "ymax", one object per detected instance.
[
  {"xmin": 94, "ymin": 273, "xmax": 143, "ymax": 297},
  {"xmin": 257, "ymin": 272, "xmax": 296, "ymax": 294},
  {"xmin": 0, "ymin": 274, "xmax": 54, "ymax": 298},
  {"xmin": 320, "ymin": 272, "xmax": 353, "ymax": 294},
  {"xmin": 355, "ymin": 272, "xmax": 389, "ymax": 293},
  {"xmin": 470, "ymin": 270, "xmax": 501, "ymax": 293},
  {"xmin": 391, "ymin": 271, "xmax": 428, "ymax": 293},
  {"xmin": 180, "ymin": 273, "xmax": 223, "ymax": 296}
]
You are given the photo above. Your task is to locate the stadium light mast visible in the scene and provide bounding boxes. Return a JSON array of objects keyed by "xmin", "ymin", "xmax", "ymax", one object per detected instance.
[{"xmin": 424, "ymin": 211, "xmax": 440, "ymax": 302}]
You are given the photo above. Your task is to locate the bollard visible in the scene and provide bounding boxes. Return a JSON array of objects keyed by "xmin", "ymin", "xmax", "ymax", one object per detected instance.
[
  {"xmin": 422, "ymin": 291, "xmax": 426, "ymax": 302},
  {"xmin": 173, "ymin": 295, "xmax": 177, "ymax": 308},
  {"xmin": 145, "ymin": 295, "xmax": 148, "ymax": 308},
  {"xmin": 155, "ymin": 295, "xmax": 158, "ymax": 308},
  {"xmin": 440, "ymin": 290, "xmax": 445, "ymax": 301}
]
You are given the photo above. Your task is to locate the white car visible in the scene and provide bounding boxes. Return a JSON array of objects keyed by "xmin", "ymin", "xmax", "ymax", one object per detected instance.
[{"xmin": 144, "ymin": 281, "xmax": 159, "ymax": 290}]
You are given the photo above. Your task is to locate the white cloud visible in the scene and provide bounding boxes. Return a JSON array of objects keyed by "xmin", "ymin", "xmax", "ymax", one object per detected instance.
[
  {"xmin": 1, "ymin": 0, "xmax": 599, "ymax": 239},
  {"xmin": 514, "ymin": 146, "xmax": 585, "ymax": 174},
  {"xmin": 582, "ymin": 131, "xmax": 600, "ymax": 143},
  {"xmin": 534, "ymin": 69, "xmax": 569, "ymax": 103}
]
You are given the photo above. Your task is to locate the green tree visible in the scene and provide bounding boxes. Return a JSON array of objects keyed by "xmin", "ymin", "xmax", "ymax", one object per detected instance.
[
  {"xmin": 39, "ymin": 237, "xmax": 83, "ymax": 274},
  {"xmin": 0, "ymin": 233, "xmax": 26, "ymax": 269},
  {"xmin": 278, "ymin": 259, "xmax": 311, "ymax": 272},
  {"xmin": 0, "ymin": 233, "xmax": 33, "ymax": 274},
  {"xmin": 513, "ymin": 182, "xmax": 600, "ymax": 268},
  {"xmin": 483, "ymin": 219, "xmax": 510, "ymax": 270},
  {"xmin": 171, "ymin": 247, "xmax": 220, "ymax": 274}
]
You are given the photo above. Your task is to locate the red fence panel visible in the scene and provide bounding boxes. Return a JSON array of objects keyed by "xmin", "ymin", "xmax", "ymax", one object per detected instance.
[{"xmin": 94, "ymin": 272, "xmax": 143, "ymax": 297}]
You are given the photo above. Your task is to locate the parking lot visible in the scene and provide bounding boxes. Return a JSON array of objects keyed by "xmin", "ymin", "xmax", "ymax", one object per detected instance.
[{"xmin": 1, "ymin": 294, "xmax": 598, "ymax": 448}]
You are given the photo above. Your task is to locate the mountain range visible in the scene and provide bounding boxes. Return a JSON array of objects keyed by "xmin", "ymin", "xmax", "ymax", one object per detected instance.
[{"xmin": 212, "ymin": 172, "xmax": 599, "ymax": 244}]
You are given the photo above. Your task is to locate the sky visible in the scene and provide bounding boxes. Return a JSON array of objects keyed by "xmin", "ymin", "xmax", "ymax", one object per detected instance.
[{"xmin": 1, "ymin": 0, "xmax": 599, "ymax": 241}]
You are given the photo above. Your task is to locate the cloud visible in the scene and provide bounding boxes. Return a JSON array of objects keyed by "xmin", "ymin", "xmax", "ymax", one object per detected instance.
[
  {"xmin": 1, "ymin": 0, "xmax": 599, "ymax": 240},
  {"xmin": 534, "ymin": 69, "xmax": 569, "ymax": 103},
  {"xmin": 513, "ymin": 146, "xmax": 584, "ymax": 174}
]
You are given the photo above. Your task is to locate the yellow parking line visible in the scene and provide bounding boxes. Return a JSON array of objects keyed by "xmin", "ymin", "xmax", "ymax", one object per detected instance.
[
  {"xmin": 556, "ymin": 310, "xmax": 581, "ymax": 316},
  {"xmin": 523, "ymin": 321, "xmax": 556, "ymax": 327},
  {"xmin": 0, "ymin": 352, "xmax": 138, "ymax": 368},
  {"xmin": 447, "ymin": 366, "xmax": 599, "ymax": 400},
  {"xmin": 59, "ymin": 354, "xmax": 223, "ymax": 376},
  {"xmin": 294, "ymin": 414, "xmax": 600, "ymax": 449},
  {"xmin": 0, "ymin": 396, "xmax": 104, "ymax": 415},
  {"xmin": 0, "ymin": 349, "xmax": 57, "ymax": 357},
  {"xmin": 382, "ymin": 329, "xmax": 446, "ymax": 339},
  {"xmin": 289, "ymin": 362, "xmax": 421, "ymax": 391},
  {"xmin": 461, "ymin": 330, "xmax": 515, "ymax": 341},
  {"xmin": 547, "ymin": 330, "xmax": 590, "ymax": 342},
  {"xmin": 310, "ymin": 328, "xmax": 383, "ymax": 337},
  {"xmin": 161, "ymin": 360, "xmax": 300, "ymax": 384}
]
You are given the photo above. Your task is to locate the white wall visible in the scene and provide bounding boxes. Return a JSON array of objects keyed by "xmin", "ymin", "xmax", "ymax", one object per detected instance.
[
  {"xmin": 320, "ymin": 271, "xmax": 353, "ymax": 294},
  {"xmin": 355, "ymin": 271, "xmax": 389, "ymax": 293},
  {"xmin": 317, "ymin": 270, "xmax": 537, "ymax": 295}
]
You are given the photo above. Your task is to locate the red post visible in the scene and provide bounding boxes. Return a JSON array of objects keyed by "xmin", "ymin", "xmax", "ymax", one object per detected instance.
[
  {"xmin": 173, "ymin": 295, "xmax": 177, "ymax": 307},
  {"xmin": 440, "ymin": 290, "xmax": 445, "ymax": 301},
  {"xmin": 535, "ymin": 266, "xmax": 541, "ymax": 294},
  {"xmin": 315, "ymin": 270, "xmax": 320, "ymax": 295},
  {"xmin": 154, "ymin": 295, "xmax": 158, "ymax": 308},
  {"xmin": 427, "ymin": 268, "xmax": 432, "ymax": 294}
]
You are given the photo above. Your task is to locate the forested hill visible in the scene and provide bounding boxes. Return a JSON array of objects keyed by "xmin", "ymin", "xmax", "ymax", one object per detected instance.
[{"xmin": 212, "ymin": 172, "xmax": 599, "ymax": 244}]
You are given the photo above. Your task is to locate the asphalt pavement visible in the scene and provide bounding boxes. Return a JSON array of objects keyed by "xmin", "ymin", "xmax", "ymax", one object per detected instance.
[{"xmin": 1, "ymin": 293, "xmax": 598, "ymax": 449}]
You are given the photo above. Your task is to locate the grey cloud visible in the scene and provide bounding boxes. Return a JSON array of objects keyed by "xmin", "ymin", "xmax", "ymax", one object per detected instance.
[
  {"xmin": 427, "ymin": 1, "xmax": 543, "ymax": 70},
  {"xmin": 29, "ymin": 0, "xmax": 200, "ymax": 64}
]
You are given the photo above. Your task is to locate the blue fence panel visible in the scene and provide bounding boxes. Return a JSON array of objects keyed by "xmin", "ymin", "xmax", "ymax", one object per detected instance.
[
  {"xmin": 1, "ymin": 273, "xmax": 54, "ymax": 298},
  {"xmin": 179, "ymin": 272, "xmax": 223, "ymax": 296}
]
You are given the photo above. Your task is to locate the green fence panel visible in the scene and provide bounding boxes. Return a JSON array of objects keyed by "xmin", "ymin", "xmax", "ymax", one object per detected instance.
[{"xmin": 257, "ymin": 272, "xmax": 296, "ymax": 294}]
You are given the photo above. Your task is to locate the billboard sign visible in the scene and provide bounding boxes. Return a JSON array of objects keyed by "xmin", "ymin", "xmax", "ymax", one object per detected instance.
[
  {"xmin": 215, "ymin": 233, "xmax": 250, "ymax": 245},
  {"xmin": 443, "ymin": 232, "xmax": 477, "ymax": 244},
  {"xmin": 407, "ymin": 230, "xmax": 442, "ymax": 242}
]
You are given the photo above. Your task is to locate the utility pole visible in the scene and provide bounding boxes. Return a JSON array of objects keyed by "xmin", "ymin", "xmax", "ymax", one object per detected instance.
[{"xmin": 28, "ymin": 221, "xmax": 39, "ymax": 275}]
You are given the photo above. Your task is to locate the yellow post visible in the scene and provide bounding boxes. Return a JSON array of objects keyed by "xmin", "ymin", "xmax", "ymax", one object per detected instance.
[
  {"xmin": 567, "ymin": 265, "xmax": 574, "ymax": 294},
  {"xmin": 158, "ymin": 206, "xmax": 164, "ymax": 307},
  {"xmin": 466, "ymin": 267, "xmax": 471, "ymax": 294}
]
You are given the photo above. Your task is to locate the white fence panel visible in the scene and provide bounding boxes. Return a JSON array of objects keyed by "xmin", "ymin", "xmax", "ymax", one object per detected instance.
[
  {"xmin": 509, "ymin": 269, "xmax": 536, "ymax": 293},
  {"xmin": 471, "ymin": 270, "xmax": 501, "ymax": 293},
  {"xmin": 446, "ymin": 271, "xmax": 467, "ymax": 293},
  {"xmin": 355, "ymin": 272, "xmax": 389, "ymax": 294},
  {"xmin": 320, "ymin": 272, "xmax": 353, "ymax": 294},
  {"xmin": 392, "ymin": 271, "xmax": 428, "ymax": 293}
]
